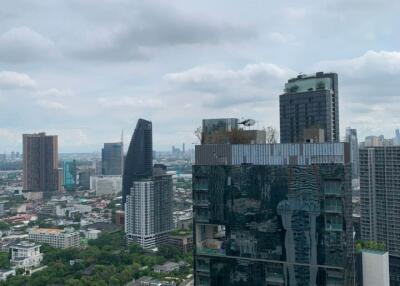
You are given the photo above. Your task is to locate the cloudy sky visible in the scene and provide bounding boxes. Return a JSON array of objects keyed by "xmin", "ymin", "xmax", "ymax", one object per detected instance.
[{"xmin": 1, "ymin": 0, "xmax": 400, "ymax": 152}]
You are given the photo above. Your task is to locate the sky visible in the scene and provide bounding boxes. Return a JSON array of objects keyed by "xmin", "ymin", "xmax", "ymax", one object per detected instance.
[{"xmin": 1, "ymin": 0, "xmax": 400, "ymax": 152}]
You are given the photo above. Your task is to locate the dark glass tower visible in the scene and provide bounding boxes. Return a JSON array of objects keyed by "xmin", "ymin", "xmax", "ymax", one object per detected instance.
[
  {"xmin": 280, "ymin": 72, "xmax": 339, "ymax": 143},
  {"xmin": 193, "ymin": 142, "xmax": 354, "ymax": 286},
  {"xmin": 102, "ymin": 142, "xmax": 124, "ymax": 175},
  {"xmin": 122, "ymin": 119, "xmax": 153, "ymax": 203}
]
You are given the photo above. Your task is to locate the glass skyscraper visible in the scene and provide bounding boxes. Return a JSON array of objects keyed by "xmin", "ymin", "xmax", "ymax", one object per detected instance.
[
  {"xmin": 279, "ymin": 72, "xmax": 339, "ymax": 143},
  {"xmin": 193, "ymin": 129, "xmax": 354, "ymax": 285},
  {"xmin": 122, "ymin": 119, "xmax": 153, "ymax": 204},
  {"xmin": 63, "ymin": 160, "xmax": 77, "ymax": 191},
  {"xmin": 101, "ymin": 142, "xmax": 123, "ymax": 176}
]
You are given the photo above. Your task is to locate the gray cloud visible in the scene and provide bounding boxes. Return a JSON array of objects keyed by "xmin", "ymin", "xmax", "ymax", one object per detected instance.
[
  {"xmin": 68, "ymin": 2, "xmax": 255, "ymax": 62},
  {"xmin": 0, "ymin": 0, "xmax": 400, "ymax": 151}
]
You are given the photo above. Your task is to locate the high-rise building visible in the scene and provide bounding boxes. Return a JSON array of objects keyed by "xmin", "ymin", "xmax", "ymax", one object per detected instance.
[
  {"xmin": 193, "ymin": 125, "xmax": 353, "ymax": 285},
  {"xmin": 345, "ymin": 128, "xmax": 360, "ymax": 191},
  {"xmin": 280, "ymin": 72, "xmax": 339, "ymax": 143},
  {"xmin": 63, "ymin": 160, "xmax": 77, "ymax": 191},
  {"xmin": 122, "ymin": 119, "xmax": 153, "ymax": 204},
  {"xmin": 125, "ymin": 168, "xmax": 173, "ymax": 249},
  {"xmin": 101, "ymin": 142, "xmax": 123, "ymax": 175},
  {"xmin": 23, "ymin": 133, "xmax": 59, "ymax": 193},
  {"xmin": 360, "ymin": 146, "xmax": 400, "ymax": 252},
  {"xmin": 359, "ymin": 146, "xmax": 400, "ymax": 283},
  {"xmin": 78, "ymin": 168, "xmax": 95, "ymax": 189}
]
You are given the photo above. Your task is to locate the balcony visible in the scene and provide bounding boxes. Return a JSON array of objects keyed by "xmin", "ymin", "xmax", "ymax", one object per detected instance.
[
  {"xmin": 194, "ymin": 183, "xmax": 208, "ymax": 191},
  {"xmin": 196, "ymin": 224, "xmax": 226, "ymax": 257},
  {"xmin": 323, "ymin": 184, "xmax": 342, "ymax": 196},
  {"xmin": 324, "ymin": 203, "xmax": 343, "ymax": 214},
  {"xmin": 266, "ymin": 273, "xmax": 285, "ymax": 285},
  {"xmin": 326, "ymin": 223, "xmax": 343, "ymax": 232}
]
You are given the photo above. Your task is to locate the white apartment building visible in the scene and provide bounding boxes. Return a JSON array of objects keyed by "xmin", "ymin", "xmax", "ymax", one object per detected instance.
[
  {"xmin": 28, "ymin": 227, "xmax": 80, "ymax": 249},
  {"xmin": 125, "ymin": 175, "xmax": 173, "ymax": 249},
  {"xmin": 10, "ymin": 241, "xmax": 43, "ymax": 270},
  {"xmin": 90, "ymin": 175, "xmax": 122, "ymax": 196}
]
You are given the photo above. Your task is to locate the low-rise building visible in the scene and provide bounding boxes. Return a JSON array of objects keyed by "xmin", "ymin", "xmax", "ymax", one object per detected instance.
[
  {"xmin": 90, "ymin": 175, "xmax": 122, "ymax": 197},
  {"xmin": 9, "ymin": 241, "xmax": 43, "ymax": 270},
  {"xmin": 153, "ymin": 261, "xmax": 180, "ymax": 273},
  {"xmin": 83, "ymin": 229, "xmax": 101, "ymax": 240},
  {"xmin": 0, "ymin": 269, "xmax": 16, "ymax": 281},
  {"xmin": 28, "ymin": 227, "xmax": 80, "ymax": 248},
  {"xmin": 168, "ymin": 232, "xmax": 193, "ymax": 254},
  {"xmin": 129, "ymin": 276, "xmax": 176, "ymax": 286}
]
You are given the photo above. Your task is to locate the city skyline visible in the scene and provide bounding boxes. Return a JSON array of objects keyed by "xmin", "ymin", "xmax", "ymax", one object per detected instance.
[{"xmin": 1, "ymin": 1, "xmax": 400, "ymax": 152}]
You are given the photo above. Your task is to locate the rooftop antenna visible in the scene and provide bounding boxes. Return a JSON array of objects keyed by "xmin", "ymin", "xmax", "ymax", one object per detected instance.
[{"xmin": 121, "ymin": 129, "xmax": 124, "ymax": 144}]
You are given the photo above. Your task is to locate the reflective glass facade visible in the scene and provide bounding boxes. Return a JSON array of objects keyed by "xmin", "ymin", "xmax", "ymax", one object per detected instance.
[
  {"xmin": 63, "ymin": 160, "xmax": 77, "ymax": 191},
  {"xmin": 280, "ymin": 72, "xmax": 339, "ymax": 143},
  {"xmin": 122, "ymin": 119, "xmax": 153, "ymax": 204},
  {"xmin": 193, "ymin": 164, "xmax": 354, "ymax": 286}
]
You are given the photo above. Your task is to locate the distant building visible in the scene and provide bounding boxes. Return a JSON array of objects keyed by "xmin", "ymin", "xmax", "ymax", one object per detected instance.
[
  {"xmin": 125, "ymin": 171, "xmax": 173, "ymax": 249},
  {"xmin": 345, "ymin": 128, "xmax": 360, "ymax": 191},
  {"xmin": 57, "ymin": 168, "xmax": 63, "ymax": 192},
  {"xmin": 361, "ymin": 135, "xmax": 394, "ymax": 147},
  {"xmin": 115, "ymin": 210, "xmax": 125, "ymax": 227},
  {"xmin": 63, "ymin": 160, "xmax": 77, "ymax": 191},
  {"xmin": 23, "ymin": 133, "xmax": 59, "ymax": 193},
  {"xmin": 9, "ymin": 241, "xmax": 43, "ymax": 270},
  {"xmin": 102, "ymin": 142, "xmax": 124, "ymax": 176},
  {"xmin": 0, "ymin": 202, "xmax": 5, "ymax": 217},
  {"xmin": 90, "ymin": 175, "xmax": 122, "ymax": 196},
  {"xmin": 78, "ymin": 168, "xmax": 95, "ymax": 189},
  {"xmin": 28, "ymin": 228, "xmax": 80, "ymax": 248},
  {"xmin": 22, "ymin": 190, "xmax": 43, "ymax": 201},
  {"xmin": 122, "ymin": 119, "xmax": 153, "ymax": 204},
  {"xmin": 83, "ymin": 229, "xmax": 101, "ymax": 240},
  {"xmin": 280, "ymin": 72, "xmax": 339, "ymax": 143}
]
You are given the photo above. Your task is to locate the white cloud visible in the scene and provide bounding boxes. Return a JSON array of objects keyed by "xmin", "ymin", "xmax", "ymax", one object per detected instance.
[
  {"xmin": 268, "ymin": 32, "xmax": 297, "ymax": 45},
  {"xmin": 164, "ymin": 63, "xmax": 295, "ymax": 107},
  {"xmin": 317, "ymin": 50, "xmax": 400, "ymax": 77},
  {"xmin": 36, "ymin": 99, "xmax": 66, "ymax": 111},
  {"xmin": 97, "ymin": 96, "xmax": 163, "ymax": 109},
  {"xmin": 0, "ymin": 26, "xmax": 56, "ymax": 63},
  {"xmin": 0, "ymin": 128, "xmax": 19, "ymax": 142},
  {"xmin": 35, "ymin": 88, "xmax": 73, "ymax": 98},
  {"xmin": 0, "ymin": 71, "xmax": 36, "ymax": 89}
]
